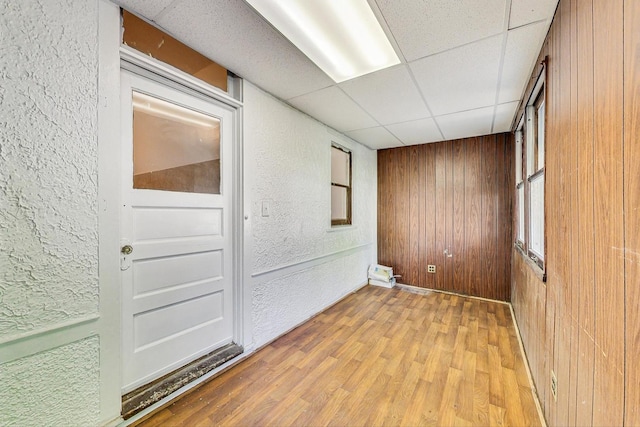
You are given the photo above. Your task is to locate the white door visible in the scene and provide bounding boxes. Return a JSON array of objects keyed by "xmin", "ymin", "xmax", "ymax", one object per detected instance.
[{"xmin": 120, "ymin": 70, "xmax": 235, "ymax": 393}]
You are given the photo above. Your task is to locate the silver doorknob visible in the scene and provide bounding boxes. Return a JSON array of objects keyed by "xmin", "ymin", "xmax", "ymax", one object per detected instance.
[{"xmin": 121, "ymin": 245, "xmax": 133, "ymax": 255}]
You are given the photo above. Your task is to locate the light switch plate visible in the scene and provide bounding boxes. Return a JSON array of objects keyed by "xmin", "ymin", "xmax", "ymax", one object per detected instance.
[{"xmin": 261, "ymin": 200, "xmax": 271, "ymax": 217}]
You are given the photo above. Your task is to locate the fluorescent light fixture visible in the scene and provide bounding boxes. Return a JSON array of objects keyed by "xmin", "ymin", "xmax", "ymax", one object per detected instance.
[{"xmin": 246, "ymin": 0, "xmax": 400, "ymax": 82}]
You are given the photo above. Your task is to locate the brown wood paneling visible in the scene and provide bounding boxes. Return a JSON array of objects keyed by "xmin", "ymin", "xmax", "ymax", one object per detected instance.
[
  {"xmin": 122, "ymin": 11, "xmax": 227, "ymax": 92},
  {"xmin": 409, "ymin": 145, "xmax": 421, "ymax": 287},
  {"xmin": 377, "ymin": 135, "xmax": 512, "ymax": 301},
  {"xmin": 498, "ymin": 135, "xmax": 514, "ymax": 302},
  {"xmin": 511, "ymin": 0, "xmax": 635, "ymax": 425},
  {"xmin": 465, "ymin": 138, "xmax": 482, "ymax": 297},
  {"xmin": 574, "ymin": 0, "xmax": 595, "ymax": 424},
  {"xmin": 625, "ymin": 1, "xmax": 640, "ymax": 425},
  {"xmin": 592, "ymin": 0, "xmax": 625, "ymax": 425},
  {"xmin": 566, "ymin": 2, "xmax": 579, "ymax": 426},
  {"xmin": 434, "ymin": 142, "xmax": 448, "ymax": 291},
  {"xmin": 555, "ymin": 1, "xmax": 572, "ymax": 423},
  {"xmin": 395, "ymin": 148, "xmax": 409, "ymax": 281},
  {"xmin": 424, "ymin": 144, "xmax": 437, "ymax": 289},
  {"xmin": 483, "ymin": 136, "xmax": 498, "ymax": 298},
  {"xmin": 452, "ymin": 140, "xmax": 467, "ymax": 295},
  {"xmin": 377, "ymin": 150, "xmax": 390, "ymax": 267}
]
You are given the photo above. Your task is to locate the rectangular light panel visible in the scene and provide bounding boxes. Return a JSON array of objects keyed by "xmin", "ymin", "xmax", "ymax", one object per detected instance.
[{"xmin": 246, "ymin": 0, "xmax": 400, "ymax": 82}]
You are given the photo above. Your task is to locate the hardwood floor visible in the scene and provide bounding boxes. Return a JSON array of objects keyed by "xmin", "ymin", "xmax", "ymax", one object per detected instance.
[{"xmin": 137, "ymin": 285, "xmax": 542, "ymax": 427}]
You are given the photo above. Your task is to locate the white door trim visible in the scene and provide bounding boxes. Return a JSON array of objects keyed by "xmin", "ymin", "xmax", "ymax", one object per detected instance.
[{"xmin": 118, "ymin": 48, "xmax": 245, "ymax": 379}]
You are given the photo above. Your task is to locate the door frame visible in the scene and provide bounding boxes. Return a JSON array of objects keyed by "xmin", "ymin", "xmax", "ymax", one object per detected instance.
[{"xmin": 118, "ymin": 46, "xmax": 245, "ymax": 385}]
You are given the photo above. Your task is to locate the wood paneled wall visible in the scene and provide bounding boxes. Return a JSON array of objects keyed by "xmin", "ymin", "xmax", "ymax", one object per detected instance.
[
  {"xmin": 378, "ymin": 134, "xmax": 513, "ymax": 301},
  {"xmin": 511, "ymin": 0, "xmax": 640, "ymax": 425}
]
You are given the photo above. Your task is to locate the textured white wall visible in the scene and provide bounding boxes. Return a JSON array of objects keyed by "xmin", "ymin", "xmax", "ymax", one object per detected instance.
[
  {"xmin": 244, "ymin": 83, "xmax": 377, "ymax": 348},
  {"xmin": 0, "ymin": 1, "xmax": 103, "ymax": 425},
  {"xmin": 0, "ymin": 0, "xmax": 99, "ymax": 336},
  {"xmin": 0, "ymin": 1, "xmax": 378, "ymax": 422},
  {"xmin": 0, "ymin": 336, "xmax": 100, "ymax": 426}
]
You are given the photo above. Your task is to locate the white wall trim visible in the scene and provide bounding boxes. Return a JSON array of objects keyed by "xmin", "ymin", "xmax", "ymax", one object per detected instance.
[
  {"xmin": 119, "ymin": 46, "xmax": 242, "ymax": 108},
  {"xmin": 251, "ymin": 243, "xmax": 374, "ymax": 281},
  {"xmin": 97, "ymin": 1, "xmax": 124, "ymax": 424},
  {"xmin": 0, "ymin": 315, "xmax": 100, "ymax": 363}
]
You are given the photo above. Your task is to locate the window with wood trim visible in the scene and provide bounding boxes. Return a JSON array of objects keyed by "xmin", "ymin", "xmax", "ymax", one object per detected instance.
[
  {"xmin": 515, "ymin": 69, "xmax": 545, "ymax": 270},
  {"xmin": 331, "ymin": 144, "xmax": 352, "ymax": 226}
]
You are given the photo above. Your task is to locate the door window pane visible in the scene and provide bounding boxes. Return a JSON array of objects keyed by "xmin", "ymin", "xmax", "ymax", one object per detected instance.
[{"xmin": 132, "ymin": 91, "xmax": 221, "ymax": 194}]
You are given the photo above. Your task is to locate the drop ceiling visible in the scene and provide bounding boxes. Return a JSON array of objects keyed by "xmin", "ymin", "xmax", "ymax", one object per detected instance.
[{"xmin": 115, "ymin": 0, "xmax": 558, "ymax": 150}]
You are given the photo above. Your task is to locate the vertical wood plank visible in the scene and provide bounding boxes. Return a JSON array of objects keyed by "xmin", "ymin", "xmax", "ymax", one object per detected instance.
[
  {"xmin": 424, "ymin": 144, "xmax": 437, "ymax": 288},
  {"xmin": 465, "ymin": 138, "xmax": 482, "ymax": 297},
  {"xmin": 483, "ymin": 136, "xmax": 498, "ymax": 298},
  {"xmin": 567, "ymin": 1, "xmax": 580, "ymax": 425},
  {"xmin": 575, "ymin": 0, "xmax": 595, "ymax": 424},
  {"xmin": 452, "ymin": 140, "xmax": 466, "ymax": 295},
  {"xmin": 445, "ymin": 141, "xmax": 455, "ymax": 291},
  {"xmin": 377, "ymin": 150, "xmax": 389, "ymax": 266},
  {"xmin": 592, "ymin": 0, "xmax": 624, "ymax": 425},
  {"xmin": 435, "ymin": 142, "xmax": 448, "ymax": 291},
  {"xmin": 395, "ymin": 148, "xmax": 408, "ymax": 281},
  {"xmin": 624, "ymin": 0, "xmax": 640, "ymax": 424},
  {"xmin": 556, "ymin": 1, "xmax": 572, "ymax": 424},
  {"xmin": 546, "ymin": 15, "xmax": 559, "ymax": 425},
  {"xmin": 409, "ymin": 145, "xmax": 421, "ymax": 286},
  {"xmin": 418, "ymin": 145, "xmax": 428, "ymax": 288},
  {"xmin": 497, "ymin": 135, "xmax": 513, "ymax": 301}
]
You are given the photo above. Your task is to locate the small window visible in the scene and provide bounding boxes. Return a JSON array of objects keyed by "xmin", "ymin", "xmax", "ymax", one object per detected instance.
[
  {"xmin": 331, "ymin": 145, "xmax": 352, "ymax": 226},
  {"xmin": 516, "ymin": 68, "xmax": 545, "ymax": 270},
  {"xmin": 528, "ymin": 88, "xmax": 545, "ymax": 267}
]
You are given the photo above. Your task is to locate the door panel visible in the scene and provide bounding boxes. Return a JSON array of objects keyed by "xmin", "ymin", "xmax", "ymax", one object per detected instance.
[
  {"xmin": 120, "ymin": 70, "xmax": 234, "ymax": 393},
  {"xmin": 132, "ymin": 207, "xmax": 223, "ymax": 240}
]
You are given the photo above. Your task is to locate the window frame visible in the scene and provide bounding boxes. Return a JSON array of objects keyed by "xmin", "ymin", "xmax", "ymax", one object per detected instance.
[
  {"xmin": 330, "ymin": 144, "xmax": 352, "ymax": 227},
  {"xmin": 515, "ymin": 121, "xmax": 525, "ymax": 249},
  {"xmin": 515, "ymin": 65, "xmax": 546, "ymax": 272}
]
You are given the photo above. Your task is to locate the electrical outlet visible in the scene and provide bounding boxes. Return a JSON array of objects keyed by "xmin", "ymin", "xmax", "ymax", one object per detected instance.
[
  {"xmin": 427, "ymin": 265, "xmax": 436, "ymax": 273},
  {"xmin": 551, "ymin": 370, "xmax": 558, "ymax": 402}
]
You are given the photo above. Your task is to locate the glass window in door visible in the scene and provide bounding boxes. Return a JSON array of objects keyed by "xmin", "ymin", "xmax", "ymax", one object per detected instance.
[{"xmin": 132, "ymin": 91, "xmax": 221, "ymax": 194}]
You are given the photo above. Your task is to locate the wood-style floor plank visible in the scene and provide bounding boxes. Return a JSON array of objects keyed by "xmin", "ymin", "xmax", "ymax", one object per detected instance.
[{"xmin": 136, "ymin": 286, "xmax": 541, "ymax": 427}]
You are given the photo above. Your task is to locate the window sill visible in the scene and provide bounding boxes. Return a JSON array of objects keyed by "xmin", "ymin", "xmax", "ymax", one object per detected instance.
[
  {"xmin": 327, "ymin": 225, "xmax": 357, "ymax": 232},
  {"xmin": 514, "ymin": 244, "xmax": 546, "ymax": 282}
]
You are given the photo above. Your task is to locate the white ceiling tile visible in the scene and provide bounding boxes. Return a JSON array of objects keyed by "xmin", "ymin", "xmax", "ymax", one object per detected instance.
[
  {"xmin": 114, "ymin": 0, "xmax": 177, "ymax": 21},
  {"xmin": 493, "ymin": 101, "xmax": 520, "ymax": 133},
  {"xmin": 288, "ymin": 86, "xmax": 378, "ymax": 132},
  {"xmin": 140, "ymin": 0, "xmax": 335, "ymax": 100},
  {"xmin": 345, "ymin": 126, "xmax": 403, "ymax": 150},
  {"xmin": 114, "ymin": 0, "xmax": 556, "ymax": 145},
  {"xmin": 339, "ymin": 65, "xmax": 430, "ymax": 125},
  {"xmin": 385, "ymin": 118, "xmax": 443, "ymax": 145},
  {"xmin": 498, "ymin": 21, "xmax": 548, "ymax": 103},
  {"xmin": 509, "ymin": 0, "xmax": 559, "ymax": 29},
  {"xmin": 436, "ymin": 106, "xmax": 495, "ymax": 140},
  {"xmin": 376, "ymin": 0, "xmax": 507, "ymax": 61},
  {"xmin": 410, "ymin": 35, "xmax": 503, "ymax": 116}
]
